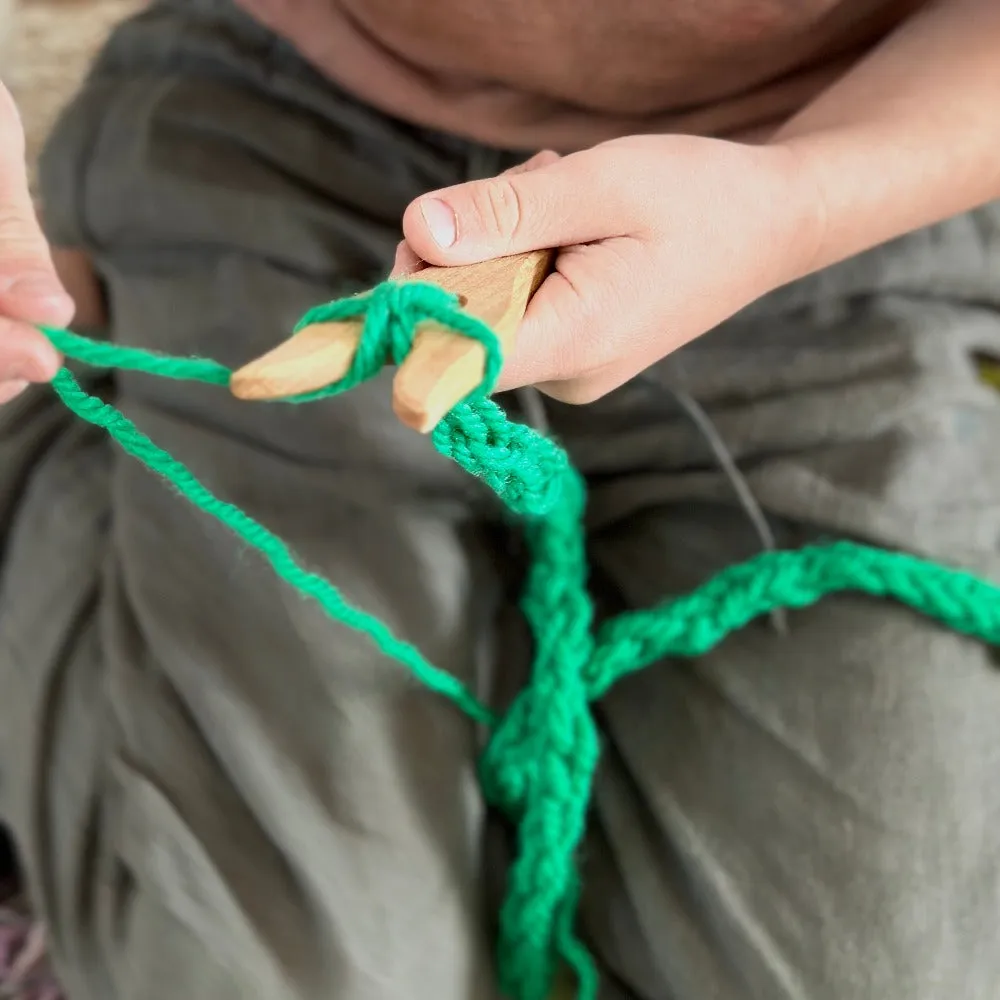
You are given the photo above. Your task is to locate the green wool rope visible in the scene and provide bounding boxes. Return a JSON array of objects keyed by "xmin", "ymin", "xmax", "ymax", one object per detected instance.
[{"xmin": 39, "ymin": 279, "xmax": 1000, "ymax": 1000}]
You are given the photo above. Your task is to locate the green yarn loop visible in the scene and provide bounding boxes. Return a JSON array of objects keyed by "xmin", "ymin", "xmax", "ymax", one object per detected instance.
[
  {"xmin": 39, "ymin": 279, "xmax": 1000, "ymax": 1000},
  {"xmin": 291, "ymin": 280, "xmax": 503, "ymax": 401}
]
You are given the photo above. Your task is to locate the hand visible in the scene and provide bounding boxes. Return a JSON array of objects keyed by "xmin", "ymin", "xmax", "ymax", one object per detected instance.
[
  {"xmin": 398, "ymin": 135, "xmax": 822, "ymax": 403},
  {"xmin": 0, "ymin": 82, "xmax": 74, "ymax": 405}
]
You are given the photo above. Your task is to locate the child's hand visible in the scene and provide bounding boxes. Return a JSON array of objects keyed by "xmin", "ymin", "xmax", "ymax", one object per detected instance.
[
  {"xmin": 401, "ymin": 135, "xmax": 821, "ymax": 402},
  {"xmin": 0, "ymin": 83, "xmax": 74, "ymax": 405}
]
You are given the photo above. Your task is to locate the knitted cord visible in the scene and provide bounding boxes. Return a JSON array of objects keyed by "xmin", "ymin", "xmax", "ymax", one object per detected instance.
[{"xmin": 37, "ymin": 279, "xmax": 1000, "ymax": 1000}]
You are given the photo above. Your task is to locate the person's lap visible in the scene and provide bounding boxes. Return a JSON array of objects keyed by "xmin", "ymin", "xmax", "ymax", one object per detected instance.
[{"xmin": 2, "ymin": 2, "xmax": 1000, "ymax": 998}]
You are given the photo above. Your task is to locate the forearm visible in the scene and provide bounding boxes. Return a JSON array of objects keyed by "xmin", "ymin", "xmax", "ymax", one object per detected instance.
[{"xmin": 773, "ymin": 0, "xmax": 1000, "ymax": 276}]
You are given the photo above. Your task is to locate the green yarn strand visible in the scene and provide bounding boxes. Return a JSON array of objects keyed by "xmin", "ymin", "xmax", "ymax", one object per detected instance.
[
  {"xmin": 48, "ymin": 367, "xmax": 495, "ymax": 729},
  {"xmin": 294, "ymin": 281, "xmax": 504, "ymax": 402},
  {"xmin": 43, "ymin": 325, "xmax": 232, "ymax": 386},
  {"xmin": 39, "ymin": 278, "xmax": 1000, "ymax": 1000}
]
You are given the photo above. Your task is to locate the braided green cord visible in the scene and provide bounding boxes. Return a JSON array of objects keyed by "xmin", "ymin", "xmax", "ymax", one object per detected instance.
[{"xmin": 38, "ymin": 279, "xmax": 1000, "ymax": 1000}]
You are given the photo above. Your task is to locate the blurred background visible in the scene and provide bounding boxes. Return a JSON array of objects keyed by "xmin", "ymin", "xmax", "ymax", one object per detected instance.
[
  {"xmin": 2, "ymin": 6, "xmax": 139, "ymax": 994},
  {"xmin": 2, "ymin": 0, "xmax": 140, "ymax": 186}
]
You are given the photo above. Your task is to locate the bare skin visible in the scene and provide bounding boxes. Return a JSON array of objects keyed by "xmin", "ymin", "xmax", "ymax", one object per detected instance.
[
  {"xmin": 0, "ymin": 83, "xmax": 73, "ymax": 402},
  {"xmin": 396, "ymin": 0, "xmax": 1000, "ymax": 401},
  {"xmin": 2, "ymin": 0, "xmax": 1000, "ymax": 407}
]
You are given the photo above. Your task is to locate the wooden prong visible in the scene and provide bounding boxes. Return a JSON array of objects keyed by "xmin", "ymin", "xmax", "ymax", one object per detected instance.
[
  {"xmin": 392, "ymin": 323, "xmax": 489, "ymax": 433},
  {"xmin": 229, "ymin": 319, "xmax": 361, "ymax": 400},
  {"xmin": 228, "ymin": 248, "xmax": 553, "ymax": 420},
  {"xmin": 393, "ymin": 249, "xmax": 553, "ymax": 432}
]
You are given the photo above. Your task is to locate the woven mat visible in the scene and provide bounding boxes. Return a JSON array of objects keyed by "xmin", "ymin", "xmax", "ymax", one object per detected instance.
[{"xmin": 3, "ymin": 0, "xmax": 140, "ymax": 186}]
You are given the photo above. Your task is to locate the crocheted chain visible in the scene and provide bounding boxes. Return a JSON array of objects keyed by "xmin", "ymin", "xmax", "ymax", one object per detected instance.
[{"xmin": 39, "ymin": 279, "xmax": 1000, "ymax": 1000}]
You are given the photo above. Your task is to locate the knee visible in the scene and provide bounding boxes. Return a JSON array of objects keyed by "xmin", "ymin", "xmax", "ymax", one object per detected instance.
[{"xmin": 590, "ymin": 593, "xmax": 1000, "ymax": 999}]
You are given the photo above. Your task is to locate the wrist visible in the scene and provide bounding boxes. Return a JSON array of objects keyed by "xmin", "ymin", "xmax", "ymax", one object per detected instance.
[{"xmin": 757, "ymin": 138, "xmax": 830, "ymax": 288}]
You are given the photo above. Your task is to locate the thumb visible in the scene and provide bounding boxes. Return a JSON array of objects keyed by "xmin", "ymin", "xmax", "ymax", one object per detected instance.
[
  {"xmin": 0, "ymin": 84, "xmax": 74, "ymax": 326},
  {"xmin": 401, "ymin": 146, "xmax": 626, "ymax": 266},
  {"xmin": 390, "ymin": 151, "xmax": 560, "ymax": 277}
]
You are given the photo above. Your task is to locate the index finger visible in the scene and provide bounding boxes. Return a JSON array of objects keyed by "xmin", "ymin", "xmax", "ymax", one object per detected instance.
[{"xmin": 0, "ymin": 82, "xmax": 75, "ymax": 327}]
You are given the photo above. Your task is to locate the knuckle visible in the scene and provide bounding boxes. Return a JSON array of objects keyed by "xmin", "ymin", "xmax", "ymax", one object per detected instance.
[
  {"xmin": 544, "ymin": 376, "xmax": 610, "ymax": 406},
  {"xmin": 567, "ymin": 385, "xmax": 606, "ymax": 405},
  {"xmin": 0, "ymin": 212, "xmax": 47, "ymax": 263},
  {"xmin": 471, "ymin": 177, "xmax": 524, "ymax": 245},
  {"xmin": 526, "ymin": 149, "xmax": 560, "ymax": 170},
  {"xmin": 0, "ymin": 194, "xmax": 48, "ymax": 262}
]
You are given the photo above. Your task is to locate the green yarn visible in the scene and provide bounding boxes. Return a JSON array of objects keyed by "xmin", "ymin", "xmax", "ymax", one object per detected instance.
[
  {"xmin": 39, "ymin": 278, "xmax": 1000, "ymax": 1000},
  {"xmin": 48, "ymin": 365, "xmax": 496, "ymax": 730},
  {"xmin": 295, "ymin": 280, "xmax": 504, "ymax": 398},
  {"xmin": 44, "ymin": 325, "xmax": 231, "ymax": 387}
]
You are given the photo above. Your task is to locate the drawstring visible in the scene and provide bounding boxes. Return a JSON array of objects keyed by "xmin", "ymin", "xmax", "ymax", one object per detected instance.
[{"xmin": 665, "ymin": 386, "xmax": 787, "ymax": 635}]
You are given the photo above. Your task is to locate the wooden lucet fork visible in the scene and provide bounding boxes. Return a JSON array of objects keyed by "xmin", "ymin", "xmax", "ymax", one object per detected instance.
[{"xmin": 229, "ymin": 249, "xmax": 554, "ymax": 433}]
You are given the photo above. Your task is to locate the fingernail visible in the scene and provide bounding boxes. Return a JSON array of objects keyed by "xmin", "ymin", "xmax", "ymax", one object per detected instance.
[
  {"xmin": 4, "ymin": 274, "xmax": 72, "ymax": 309},
  {"xmin": 0, "ymin": 380, "xmax": 29, "ymax": 405},
  {"xmin": 420, "ymin": 199, "xmax": 457, "ymax": 249}
]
